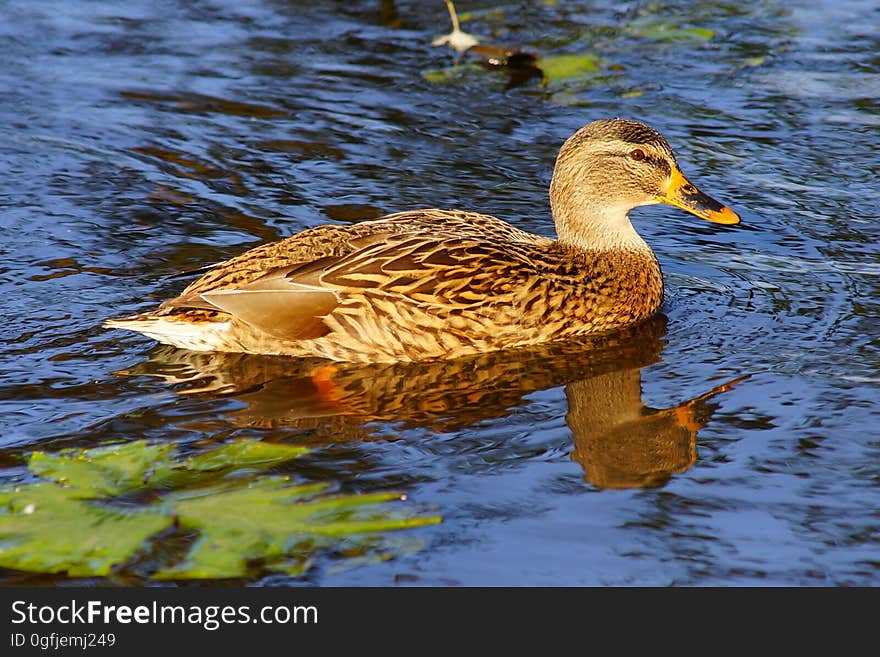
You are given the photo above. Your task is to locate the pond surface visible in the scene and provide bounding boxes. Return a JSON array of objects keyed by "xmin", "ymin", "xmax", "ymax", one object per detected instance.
[{"xmin": 1, "ymin": 0, "xmax": 878, "ymax": 585}]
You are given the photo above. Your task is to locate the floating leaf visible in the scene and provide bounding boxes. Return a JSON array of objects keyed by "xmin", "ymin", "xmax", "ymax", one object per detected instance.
[
  {"xmin": 28, "ymin": 441, "xmax": 177, "ymax": 496},
  {"xmin": 537, "ymin": 52, "xmax": 602, "ymax": 83},
  {"xmin": 156, "ymin": 480, "xmax": 439, "ymax": 579},
  {"xmin": 0, "ymin": 440, "xmax": 440, "ymax": 580},
  {"xmin": 627, "ymin": 20, "xmax": 715, "ymax": 42},
  {"xmin": 26, "ymin": 439, "xmax": 307, "ymax": 495},
  {"xmin": 0, "ymin": 483, "xmax": 170, "ymax": 576},
  {"xmin": 182, "ymin": 440, "xmax": 309, "ymax": 474}
]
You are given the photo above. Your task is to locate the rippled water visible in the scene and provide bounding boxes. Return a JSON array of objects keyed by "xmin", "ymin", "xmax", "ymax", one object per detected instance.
[{"xmin": 1, "ymin": 0, "xmax": 878, "ymax": 585}]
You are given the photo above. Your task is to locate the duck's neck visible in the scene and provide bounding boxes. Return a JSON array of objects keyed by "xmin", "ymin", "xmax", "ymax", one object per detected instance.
[
  {"xmin": 551, "ymin": 201, "xmax": 651, "ymax": 253},
  {"xmin": 549, "ymin": 168, "xmax": 653, "ymax": 252}
]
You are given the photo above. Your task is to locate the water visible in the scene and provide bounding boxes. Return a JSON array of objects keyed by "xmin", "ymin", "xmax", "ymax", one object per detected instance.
[{"xmin": 1, "ymin": 0, "xmax": 878, "ymax": 585}]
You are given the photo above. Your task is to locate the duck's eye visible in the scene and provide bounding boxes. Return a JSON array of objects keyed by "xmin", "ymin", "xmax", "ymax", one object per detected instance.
[{"xmin": 629, "ymin": 148, "xmax": 646, "ymax": 161}]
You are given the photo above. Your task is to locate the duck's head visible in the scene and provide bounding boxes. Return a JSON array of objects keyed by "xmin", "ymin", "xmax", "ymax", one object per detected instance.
[{"xmin": 549, "ymin": 118, "xmax": 739, "ymax": 250}]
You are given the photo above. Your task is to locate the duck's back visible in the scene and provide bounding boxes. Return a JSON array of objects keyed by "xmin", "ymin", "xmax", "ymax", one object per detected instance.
[{"xmin": 177, "ymin": 209, "xmax": 551, "ymax": 299}]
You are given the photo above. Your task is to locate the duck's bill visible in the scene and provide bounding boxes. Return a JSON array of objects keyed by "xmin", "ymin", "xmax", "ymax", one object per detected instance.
[{"xmin": 656, "ymin": 167, "xmax": 740, "ymax": 225}]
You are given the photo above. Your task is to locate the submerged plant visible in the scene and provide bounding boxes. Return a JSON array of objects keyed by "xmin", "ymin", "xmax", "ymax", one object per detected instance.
[{"xmin": 0, "ymin": 440, "xmax": 440, "ymax": 580}]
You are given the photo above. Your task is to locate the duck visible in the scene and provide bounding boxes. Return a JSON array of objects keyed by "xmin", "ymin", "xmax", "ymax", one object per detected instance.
[{"xmin": 104, "ymin": 118, "xmax": 739, "ymax": 363}]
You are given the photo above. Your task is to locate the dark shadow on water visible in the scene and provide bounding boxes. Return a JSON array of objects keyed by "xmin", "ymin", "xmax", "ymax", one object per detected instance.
[{"xmin": 116, "ymin": 315, "xmax": 746, "ymax": 490}]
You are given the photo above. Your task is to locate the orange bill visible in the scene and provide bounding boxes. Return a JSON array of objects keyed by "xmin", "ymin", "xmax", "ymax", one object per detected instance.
[{"xmin": 656, "ymin": 166, "xmax": 740, "ymax": 224}]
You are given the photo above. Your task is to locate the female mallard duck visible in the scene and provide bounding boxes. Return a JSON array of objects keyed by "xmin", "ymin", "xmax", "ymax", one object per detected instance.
[{"xmin": 105, "ymin": 118, "xmax": 739, "ymax": 362}]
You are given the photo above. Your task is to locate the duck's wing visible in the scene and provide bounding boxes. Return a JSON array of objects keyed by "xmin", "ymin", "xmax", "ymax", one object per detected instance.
[
  {"xmin": 167, "ymin": 209, "xmax": 545, "ymax": 299},
  {"xmin": 161, "ymin": 230, "xmax": 563, "ymax": 342}
]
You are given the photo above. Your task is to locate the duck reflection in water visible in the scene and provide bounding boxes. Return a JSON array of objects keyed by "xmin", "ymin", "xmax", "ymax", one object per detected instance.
[{"xmin": 119, "ymin": 315, "xmax": 745, "ymax": 489}]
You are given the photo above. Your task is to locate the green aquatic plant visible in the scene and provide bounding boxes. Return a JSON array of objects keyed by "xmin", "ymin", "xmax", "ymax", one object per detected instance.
[
  {"xmin": 0, "ymin": 482, "xmax": 168, "ymax": 577},
  {"xmin": 625, "ymin": 15, "xmax": 715, "ymax": 42},
  {"xmin": 0, "ymin": 440, "xmax": 440, "ymax": 580},
  {"xmin": 536, "ymin": 52, "xmax": 602, "ymax": 83},
  {"xmin": 422, "ymin": 51, "xmax": 603, "ymax": 92}
]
